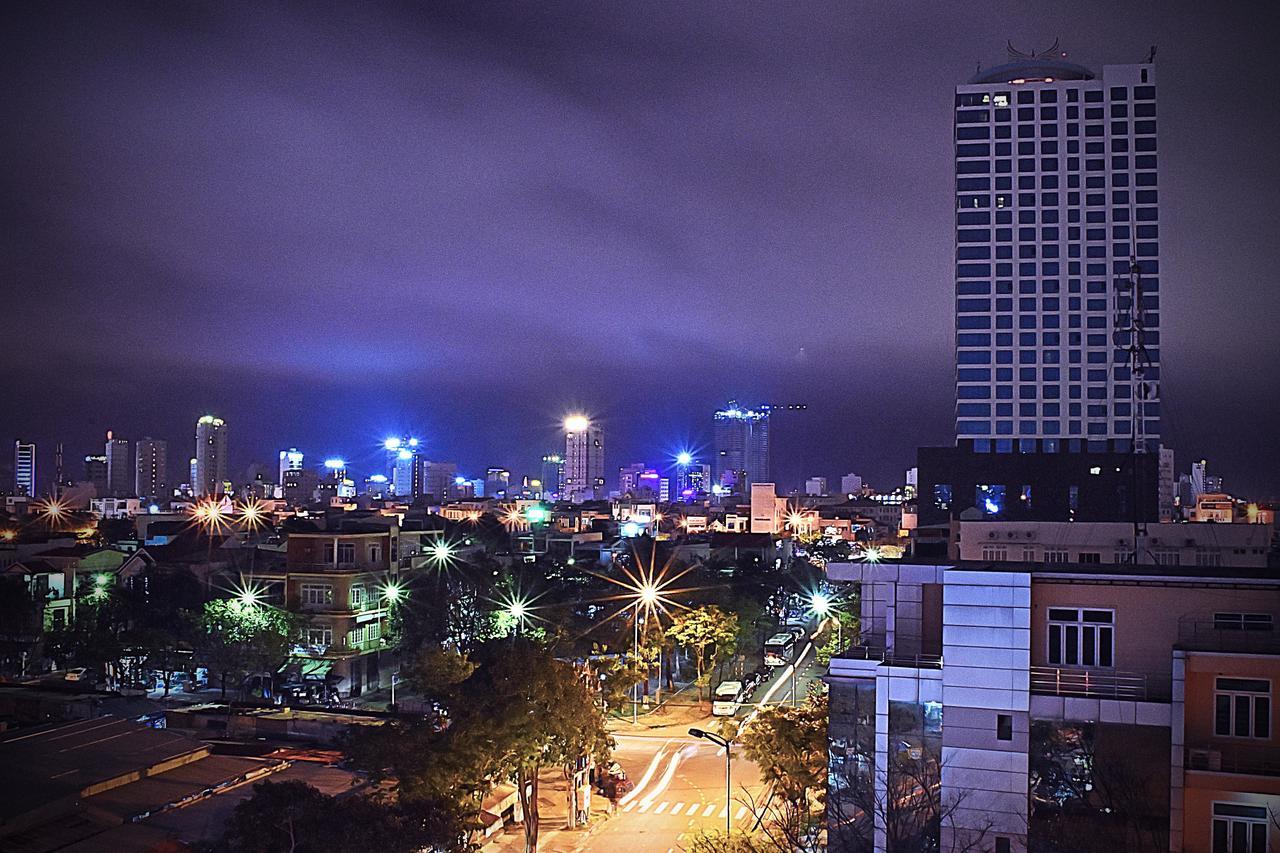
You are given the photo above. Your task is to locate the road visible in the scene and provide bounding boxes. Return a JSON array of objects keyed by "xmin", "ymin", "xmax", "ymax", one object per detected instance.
[{"xmin": 561, "ymin": 638, "xmax": 822, "ymax": 853}]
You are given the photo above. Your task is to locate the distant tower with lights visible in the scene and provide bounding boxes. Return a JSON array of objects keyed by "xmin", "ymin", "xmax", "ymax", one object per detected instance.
[
  {"xmin": 194, "ymin": 415, "xmax": 228, "ymax": 497},
  {"xmin": 13, "ymin": 441, "xmax": 36, "ymax": 497},
  {"xmin": 135, "ymin": 437, "xmax": 168, "ymax": 502},
  {"xmin": 383, "ymin": 436, "xmax": 421, "ymax": 498},
  {"xmin": 563, "ymin": 415, "xmax": 604, "ymax": 502},
  {"xmin": 105, "ymin": 431, "xmax": 131, "ymax": 497},
  {"xmin": 713, "ymin": 401, "xmax": 770, "ymax": 492}
]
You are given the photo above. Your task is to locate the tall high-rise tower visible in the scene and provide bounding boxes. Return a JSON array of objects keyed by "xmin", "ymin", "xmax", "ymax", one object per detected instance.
[
  {"xmin": 135, "ymin": 437, "xmax": 168, "ymax": 501},
  {"xmin": 105, "ymin": 431, "xmax": 132, "ymax": 497},
  {"xmin": 194, "ymin": 415, "xmax": 228, "ymax": 497},
  {"xmin": 279, "ymin": 448, "xmax": 304, "ymax": 484},
  {"xmin": 13, "ymin": 441, "xmax": 36, "ymax": 497},
  {"xmin": 563, "ymin": 415, "xmax": 604, "ymax": 502},
  {"xmin": 713, "ymin": 401, "xmax": 770, "ymax": 492},
  {"xmin": 953, "ymin": 47, "xmax": 1159, "ymax": 450}
]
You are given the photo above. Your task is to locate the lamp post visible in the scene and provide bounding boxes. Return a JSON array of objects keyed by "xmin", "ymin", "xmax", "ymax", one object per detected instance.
[{"xmin": 689, "ymin": 728, "xmax": 732, "ymax": 836}]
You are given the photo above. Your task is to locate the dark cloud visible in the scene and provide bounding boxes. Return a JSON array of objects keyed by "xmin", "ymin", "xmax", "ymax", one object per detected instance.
[{"xmin": 2, "ymin": 1, "xmax": 1278, "ymax": 495}]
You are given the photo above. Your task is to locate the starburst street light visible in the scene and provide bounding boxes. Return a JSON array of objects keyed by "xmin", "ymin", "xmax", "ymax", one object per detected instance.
[
  {"xmin": 37, "ymin": 497, "xmax": 68, "ymax": 527},
  {"xmin": 427, "ymin": 541, "xmax": 455, "ymax": 567},
  {"xmin": 237, "ymin": 499, "xmax": 268, "ymax": 531},
  {"xmin": 381, "ymin": 580, "xmax": 405, "ymax": 604},
  {"xmin": 676, "ymin": 451, "xmax": 693, "ymax": 466},
  {"xmin": 564, "ymin": 414, "xmax": 590, "ymax": 433},
  {"xmin": 860, "ymin": 545, "xmax": 883, "ymax": 563}
]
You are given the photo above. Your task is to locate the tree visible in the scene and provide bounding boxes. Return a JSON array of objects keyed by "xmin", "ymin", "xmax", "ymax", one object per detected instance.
[
  {"xmin": 739, "ymin": 693, "xmax": 828, "ymax": 813},
  {"xmin": 195, "ymin": 598, "xmax": 298, "ymax": 698},
  {"xmin": 345, "ymin": 638, "xmax": 613, "ymax": 853},
  {"xmin": 666, "ymin": 605, "xmax": 738, "ymax": 700},
  {"xmin": 210, "ymin": 780, "xmax": 443, "ymax": 853},
  {"xmin": 0, "ymin": 576, "xmax": 43, "ymax": 676}
]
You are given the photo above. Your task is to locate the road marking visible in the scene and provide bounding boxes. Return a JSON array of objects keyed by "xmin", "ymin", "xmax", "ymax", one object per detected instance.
[
  {"xmin": 618, "ymin": 740, "xmax": 671, "ymax": 806},
  {"xmin": 655, "ymin": 801, "xmax": 669, "ymax": 814},
  {"xmin": 686, "ymin": 803, "xmax": 701, "ymax": 816},
  {"xmin": 637, "ymin": 800, "xmax": 652, "ymax": 813},
  {"xmin": 623, "ymin": 801, "xmax": 636, "ymax": 812},
  {"xmin": 670, "ymin": 801, "xmax": 684, "ymax": 814},
  {"xmin": 735, "ymin": 806, "xmax": 748, "ymax": 821},
  {"xmin": 719, "ymin": 807, "xmax": 729, "ymax": 818},
  {"xmin": 703, "ymin": 803, "xmax": 717, "ymax": 817},
  {"xmin": 639, "ymin": 748, "xmax": 687, "ymax": 806}
]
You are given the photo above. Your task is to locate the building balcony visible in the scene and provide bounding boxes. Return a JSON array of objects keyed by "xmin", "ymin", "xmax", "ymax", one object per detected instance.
[
  {"xmin": 1186, "ymin": 744, "xmax": 1280, "ymax": 778},
  {"xmin": 1177, "ymin": 618, "xmax": 1280, "ymax": 655},
  {"xmin": 1030, "ymin": 665, "xmax": 1171, "ymax": 702},
  {"xmin": 832, "ymin": 644, "xmax": 943, "ymax": 671}
]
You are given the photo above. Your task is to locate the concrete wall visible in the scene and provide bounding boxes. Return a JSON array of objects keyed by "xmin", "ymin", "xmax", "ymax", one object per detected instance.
[{"xmin": 941, "ymin": 568, "xmax": 1031, "ymax": 852}]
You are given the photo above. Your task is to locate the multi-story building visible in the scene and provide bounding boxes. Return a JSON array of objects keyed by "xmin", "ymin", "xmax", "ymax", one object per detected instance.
[
  {"xmin": 83, "ymin": 455, "xmax": 108, "ymax": 496},
  {"xmin": 714, "ymin": 401, "xmax": 770, "ymax": 492},
  {"xmin": 135, "ymin": 437, "xmax": 167, "ymax": 502},
  {"xmin": 420, "ymin": 460, "xmax": 458, "ymax": 503},
  {"xmin": 382, "ymin": 437, "xmax": 420, "ymax": 498},
  {"xmin": 825, "ymin": 558, "xmax": 1280, "ymax": 853},
  {"xmin": 806, "ymin": 477, "xmax": 828, "ymax": 496},
  {"xmin": 104, "ymin": 432, "xmax": 131, "ymax": 497},
  {"xmin": 841, "ymin": 473, "xmax": 865, "ymax": 497},
  {"xmin": 278, "ymin": 448, "xmax": 304, "ymax": 485},
  {"xmin": 281, "ymin": 466, "xmax": 319, "ymax": 506},
  {"xmin": 13, "ymin": 441, "xmax": 35, "ymax": 497},
  {"xmin": 194, "ymin": 415, "xmax": 228, "ymax": 497},
  {"xmin": 540, "ymin": 454, "xmax": 565, "ymax": 501},
  {"xmin": 563, "ymin": 415, "xmax": 604, "ymax": 503},
  {"xmin": 285, "ymin": 528, "xmax": 403, "ymax": 697},
  {"xmin": 955, "ymin": 520, "xmax": 1273, "ymax": 568},
  {"xmin": 279, "ymin": 522, "xmax": 430, "ymax": 696},
  {"xmin": 484, "ymin": 467, "xmax": 511, "ymax": 499},
  {"xmin": 953, "ymin": 47, "xmax": 1160, "ymax": 448}
]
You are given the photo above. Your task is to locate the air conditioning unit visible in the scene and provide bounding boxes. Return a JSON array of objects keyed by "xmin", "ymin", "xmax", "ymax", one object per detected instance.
[{"xmin": 1188, "ymin": 748, "xmax": 1221, "ymax": 772}]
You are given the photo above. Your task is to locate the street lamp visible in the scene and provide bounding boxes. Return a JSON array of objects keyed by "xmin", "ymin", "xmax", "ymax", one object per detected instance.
[
  {"xmin": 689, "ymin": 728, "xmax": 732, "ymax": 836},
  {"xmin": 810, "ymin": 591, "xmax": 841, "ymax": 650}
]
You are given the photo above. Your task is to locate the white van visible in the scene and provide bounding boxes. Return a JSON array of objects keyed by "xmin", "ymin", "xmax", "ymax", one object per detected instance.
[{"xmin": 712, "ymin": 680, "xmax": 744, "ymax": 716}]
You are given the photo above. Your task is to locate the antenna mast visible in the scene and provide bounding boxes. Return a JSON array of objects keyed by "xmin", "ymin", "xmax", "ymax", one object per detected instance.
[{"xmin": 1115, "ymin": 255, "xmax": 1153, "ymax": 561}]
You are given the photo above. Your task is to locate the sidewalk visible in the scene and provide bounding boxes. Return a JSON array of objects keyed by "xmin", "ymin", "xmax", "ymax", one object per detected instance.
[{"xmin": 483, "ymin": 767, "xmax": 614, "ymax": 853}]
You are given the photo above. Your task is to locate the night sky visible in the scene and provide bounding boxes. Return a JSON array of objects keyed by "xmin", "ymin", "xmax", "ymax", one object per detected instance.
[{"xmin": 3, "ymin": 2, "xmax": 1278, "ymax": 496}]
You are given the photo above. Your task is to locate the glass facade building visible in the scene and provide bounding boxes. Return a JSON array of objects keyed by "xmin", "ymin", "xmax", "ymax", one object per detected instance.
[{"xmin": 954, "ymin": 56, "xmax": 1160, "ymax": 451}]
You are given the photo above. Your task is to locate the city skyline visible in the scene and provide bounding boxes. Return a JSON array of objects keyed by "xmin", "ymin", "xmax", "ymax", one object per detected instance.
[{"xmin": 3, "ymin": 2, "xmax": 1279, "ymax": 498}]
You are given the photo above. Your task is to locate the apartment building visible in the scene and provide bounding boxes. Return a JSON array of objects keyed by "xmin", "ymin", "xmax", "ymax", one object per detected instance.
[
  {"xmin": 825, "ymin": 559, "xmax": 1280, "ymax": 853},
  {"xmin": 955, "ymin": 520, "xmax": 1274, "ymax": 569},
  {"xmin": 284, "ymin": 527, "xmax": 412, "ymax": 697}
]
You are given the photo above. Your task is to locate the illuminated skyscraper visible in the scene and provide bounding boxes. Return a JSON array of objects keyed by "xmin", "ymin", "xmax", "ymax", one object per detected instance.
[
  {"xmin": 85, "ymin": 455, "xmax": 108, "ymax": 495},
  {"xmin": 135, "ymin": 437, "xmax": 168, "ymax": 501},
  {"xmin": 485, "ymin": 467, "xmax": 510, "ymax": 498},
  {"xmin": 563, "ymin": 415, "xmax": 604, "ymax": 502},
  {"xmin": 383, "ymin": 436, "xmax": 420, "ymax": 498},
  {"xmin": 105, "ymin": 431, "xmax": 131, "ymax": 497},
  {"xmin": 194, "ymin": 415, "xmax": 228, "ymax": 497},
  {"xmin": 540, "ymin": 454, "xmax": 565, "ymax": 501},
  {"xmin": 713, "ymin": 401, "xmax": 770, "ymax": 491},
  {"xmin": 278, "ymin": 448, "xmax": 304, "ymax": 484},
  {"xmin": 953, "ymin": 48, "xmax": 1160, "ymax": 448},
  {"xmin": 13, "ymin": 441, "xmax": 35, "ymax": 497}
]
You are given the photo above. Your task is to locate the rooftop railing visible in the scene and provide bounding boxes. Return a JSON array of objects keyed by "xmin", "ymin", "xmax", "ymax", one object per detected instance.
[
  {"xmin": 1177, "ymin": 617, "xmax": 1280, "ymax": 655},
  {"xmin": 1029, "ymin": 665, "xmax": 1170, "ymax": 702}
]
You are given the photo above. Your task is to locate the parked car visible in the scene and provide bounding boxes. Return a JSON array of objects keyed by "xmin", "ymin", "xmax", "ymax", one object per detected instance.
[{"xmin": 63, "ymin": 667, "xmax": 90, "ymax": 681}]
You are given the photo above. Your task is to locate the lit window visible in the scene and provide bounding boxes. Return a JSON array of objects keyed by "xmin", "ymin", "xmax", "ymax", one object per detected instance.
[
  {"xmin": 1214, "ymin": 678, "xmax": 1270, "ymax": 739},
  {"xmin": 976, "ymin": 484, "xmax": 1006, "ymax": 515},
  {"xmin": 1048, "ymin": 608, "xmax": 1113, "ymax": 667},
  {"xmin": 305, "ymin": 624, "xmax": 333, "ymax": 650}
]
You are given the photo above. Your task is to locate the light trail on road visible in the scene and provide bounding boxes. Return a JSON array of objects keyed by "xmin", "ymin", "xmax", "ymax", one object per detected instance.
[{"xmin": 617, "ymin": 738, "xmax": 671, "ymax": 806}]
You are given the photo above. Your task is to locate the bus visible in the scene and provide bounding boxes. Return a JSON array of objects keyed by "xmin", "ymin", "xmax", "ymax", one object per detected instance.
[
  {"xmin": 712, "ymin": 681, "xmax": 744, "ymax": 716},
  {"xmin": 763, "ymin": 632, "xmax": 797, "ymax": 667}
]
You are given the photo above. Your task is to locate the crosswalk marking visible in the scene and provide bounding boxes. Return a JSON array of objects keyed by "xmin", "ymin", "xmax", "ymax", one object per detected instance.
[
  {"xmin": 655, "ymin": 802, "xmax": 669, "ymax": 814},
  {"xmin": 734, "ymin": 806, "xmax": 748, "ymax": 821},
  {"xmin": 719, "ymin": 807, "xmax": 728, "ymax": 818},
  {"xmin": 638, "ymin": 800, "xmax": 652, "ymax": 813},
  {"xmin": 703, "ymin": 803, "xmax": 717, "ymax": 817},
  {"xmin": 686, "ymin": 803, "xmax": 701, "ymax": 816},
  {"xmin": 624, "ymin": 801, "xmax": 636, "ymax": 812}
]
